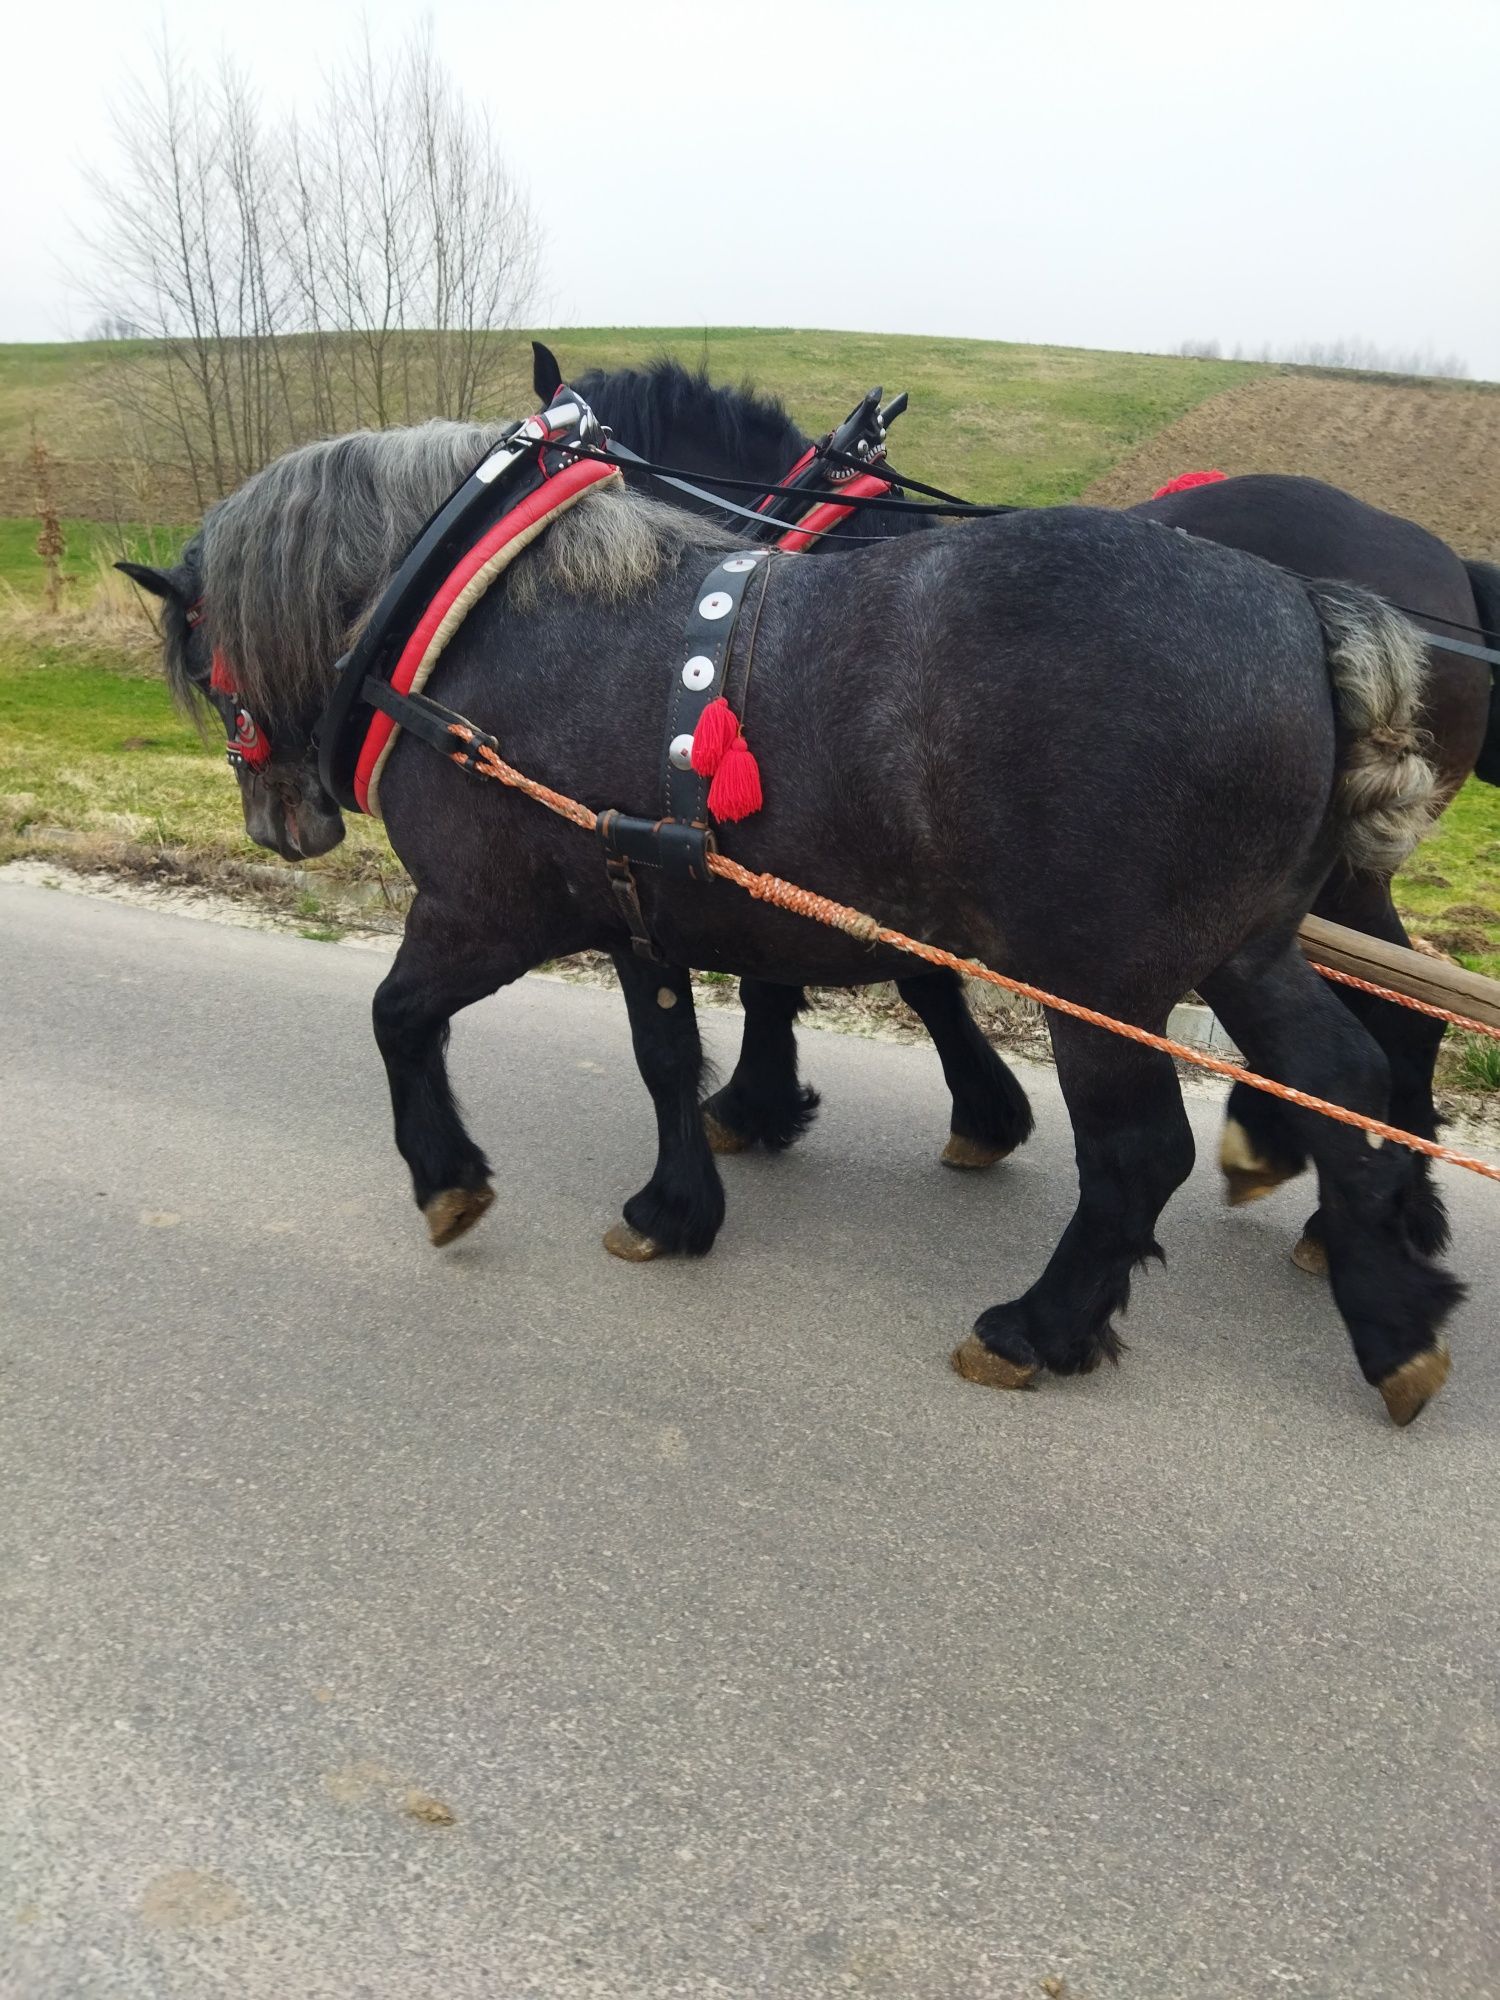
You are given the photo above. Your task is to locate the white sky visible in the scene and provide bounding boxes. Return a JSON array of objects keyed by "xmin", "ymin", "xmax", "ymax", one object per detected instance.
[{"xmin": 1, "ymin": 0, "xmax": 1496, "ymax": 377}]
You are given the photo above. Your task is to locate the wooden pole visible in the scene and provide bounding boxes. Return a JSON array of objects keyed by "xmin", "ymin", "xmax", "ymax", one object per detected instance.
[{"xmin": 1297, "ymin": 914, "xmax": 1500, "ymax": 1033}]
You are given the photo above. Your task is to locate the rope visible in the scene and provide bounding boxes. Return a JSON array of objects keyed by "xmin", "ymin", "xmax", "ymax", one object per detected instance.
[
  {"xmin": 1304, "ymin": 959, "xmax": 1500, "ymax": 1042},
  {"xmin": 447, "ymin": 726, "xmax": 1500, "ymax": 1188}
]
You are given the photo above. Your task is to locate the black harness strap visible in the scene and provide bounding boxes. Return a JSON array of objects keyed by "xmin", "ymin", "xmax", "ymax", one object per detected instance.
[
  {"xmin": 360, "ymin": 677, "xmax": 712, "ymax": 964},
  {"xmin": 664, "ymin": 549, "xmax": 773, "ymax": 823},
  {"xmin": 317, "ymin": 399, "xmax": 609, "ymax": 811},
  {"xmin": 595, "ymin": 546, "xmax": 774, "ymax": 960},
  {"xmin": 360, "ymin": 678, "xmax": 499, "ymax": 772},
  {"xmin": 598, "ymin": 810, "xmax": 714, "ymax": 963}
]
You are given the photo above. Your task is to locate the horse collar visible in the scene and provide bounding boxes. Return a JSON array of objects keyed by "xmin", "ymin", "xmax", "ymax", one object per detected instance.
[{"xmin": 316, "ymin": 394, "xmax": 617, "ymax": 816}]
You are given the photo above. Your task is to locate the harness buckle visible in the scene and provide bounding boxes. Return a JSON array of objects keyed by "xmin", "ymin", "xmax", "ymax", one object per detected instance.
[{"xmin": 603, "ymin": 852, "xmax": 662, "ymax": 962}]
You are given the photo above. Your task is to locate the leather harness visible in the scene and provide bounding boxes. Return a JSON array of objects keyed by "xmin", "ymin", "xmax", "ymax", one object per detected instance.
[{"xmin": 313, "ymin": 390, "xmax": 784, "ymax": 962}]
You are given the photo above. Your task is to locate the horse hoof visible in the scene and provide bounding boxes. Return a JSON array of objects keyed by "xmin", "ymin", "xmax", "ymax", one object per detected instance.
[
  {"xmin": 1290, "ymin": 1232, "xmax": 1330, "ymax": 1278},
  {"xmin": 1223, "ymin": 1168, "xmax": 1284, "ymax": 1206},
  {"xmin": 941, "ymin": 1134, "xmax": 1012, "ymax": 1171},
  {"xmin": 604, "ymin": 1221, "xmax": 664, "ymax": 1262},
  {"xmin": 424, "ymin": 1183, "xmax": 494, "ymax": 1247},
  {"xmin": 1378, "ymin": 1346, "xmax": 1450, "ymax": 1427},
  {"xmin": 1220, "ymin": 1119, "xmax": 1297, "ymax": 1206},
  {"xmin": 949, "ymin": 1332, "xmax": 1038, "ymax": 1392},
  {"xmin": 703, "ymin": 1111, "xmax": 749, "ymax": 1155}
]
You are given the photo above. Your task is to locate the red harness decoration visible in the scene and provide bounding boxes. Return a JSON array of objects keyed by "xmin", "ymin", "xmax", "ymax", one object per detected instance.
[
  {"xmin": 350, "ymin": 456, "xmax": 617, "ymax": 815},
  {"xmin": 775, "ymin": 470, "xmax": 894, "ymax": 553},
  {"xmin": 755, "ymin": 445, "xmax": 819, "ymax": 513},
  {"xmin": 209, "ymin": 653, "xmax": 272, "ymax": 770},
  {"xmin": 1152, "ymin": 469, "xmax": 1227, "ymax": 498},
  {"xmin": 690, "ymin": 695, "xmax": 763, "ymax": 822}
]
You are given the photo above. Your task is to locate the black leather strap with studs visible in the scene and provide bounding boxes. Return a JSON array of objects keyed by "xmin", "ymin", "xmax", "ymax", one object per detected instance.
[{"xmin": 663, "ymin": 549, "xmax": 772, "ymax": 824}]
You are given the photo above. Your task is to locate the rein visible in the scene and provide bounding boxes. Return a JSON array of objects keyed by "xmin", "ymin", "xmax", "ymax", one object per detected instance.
[
  {"xmin": 583, "ymin": 444, "xmax": 1016, "ymax": 526},
  {"xmin": 592, "ymin": 436, "xmax": 1500, "ymax": 658}
]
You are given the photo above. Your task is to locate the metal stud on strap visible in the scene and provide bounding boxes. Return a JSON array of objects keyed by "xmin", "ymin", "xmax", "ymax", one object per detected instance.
[{"xmin": 662, "ymin": 550, "xmax": 769, "ymax": 826}]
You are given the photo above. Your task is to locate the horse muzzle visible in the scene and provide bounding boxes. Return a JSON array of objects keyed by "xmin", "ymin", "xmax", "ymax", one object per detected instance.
[{"xmin": 242, "ymin": 767, "xmax": 346, "ymax": 862}]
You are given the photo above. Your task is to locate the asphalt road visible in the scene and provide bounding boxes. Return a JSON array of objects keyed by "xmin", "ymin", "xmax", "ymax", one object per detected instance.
[{"xmin": 2, "ymin": 878, "xmax": 1497, "ymax": 2000}]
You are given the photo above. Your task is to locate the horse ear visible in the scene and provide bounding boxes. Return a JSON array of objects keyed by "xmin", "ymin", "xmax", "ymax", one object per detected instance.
[
  {"xmin": 116, "ymin": 561, "xmax": 183, "ymax": 602},
  {"xmin": 531, "ymin": 340, "xmax": 563, "ymax": 402}
]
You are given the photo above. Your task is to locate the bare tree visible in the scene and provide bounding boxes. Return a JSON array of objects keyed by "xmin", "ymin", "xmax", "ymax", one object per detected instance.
[
  {"xmin": 1203, "ymin": 335, "xmax": 1470, "ymax": 380},
  {"xmin": 402, "ymin": 32, "xmax": 542, "ymax": 421},
  {"xmin": 75, "ymin": 30, "xmax": 542, "ymax": 507},
  {"xmin": 85, "ymin": 313, "xmax": 144, "ymax": 340}
]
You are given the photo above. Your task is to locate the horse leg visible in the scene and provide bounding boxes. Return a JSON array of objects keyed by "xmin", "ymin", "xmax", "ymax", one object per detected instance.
[
  {"xmin": 897, "ymin": 969, "xmax": 1035, "ymax": 1168},
  {"xmin": 371, "ymin": 896, "xmax": 522, "ymax": 1247},
  {"xmin": 607, "ymin": 952, "xmax": 726, "ymax": 1262},
  {"xmin": 701, "ymin": 979, "xmax": 820, "ymax": 1154},
  {"xmin": 1201, "ymin": 945, "xmax": 1463, "ymax": 1425},
  {"xmin": 705, "ymin": 970, "xmax": 1033, "ymax": 1171},
  {"xmin": 1287, "ymin": 878, "xmax": 1450, "ymax": 1276},
  {"xmin": 954, "ymin": 1019, "xmax": 1194, "ymax": 1387},
  {"xmin": 1221, "ymin": 881, "xmax": 1450, "ymax": 1272}
]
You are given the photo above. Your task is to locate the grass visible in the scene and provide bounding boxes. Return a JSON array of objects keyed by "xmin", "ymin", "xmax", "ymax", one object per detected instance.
[
  {"xmin": 0, "ymin": 328, "xmax": 1250, "ymax": 514},
  {"xmin": 1455, "ymin": 1035, "xmax": 1500, "ymax": 1090},
  {"xmin": 1392, "ymin": 782, "xmax": 1500, "ymax": 980},
  {"xmin": 0, "ymin": 340, "xmax": 163, "ymax": 458},
  {"xmin": 540, "ymin": 327, "xmax": 1250, "ymax": 505},
  {"xmin": 0, "ymin": 517, "xmax": 183, "ymax": 599},
  {"xmin": 0, "ymin": 643, "xmax": 401, "ymax": 904}
]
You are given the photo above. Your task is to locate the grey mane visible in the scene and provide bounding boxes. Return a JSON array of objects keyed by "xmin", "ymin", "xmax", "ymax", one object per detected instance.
[{"xmin": 197, "ymin": 419, "xmax": 732, "ymax": 720}]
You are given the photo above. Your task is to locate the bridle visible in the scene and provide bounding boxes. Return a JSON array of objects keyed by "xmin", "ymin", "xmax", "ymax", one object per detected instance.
[{"xmin": 184, "ymin": 598, "xmax": 273, "ymax": 773}]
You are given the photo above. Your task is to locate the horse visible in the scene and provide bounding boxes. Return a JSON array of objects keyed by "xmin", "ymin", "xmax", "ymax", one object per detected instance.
[
  {"xmin": 531, "ymin": 346, "xmax": 1040, "ymax": 1177},
  {"xmin": 534, "ymin": 342, "xmax": 1500, "ymax": 1272},
  {"xmin": 122, "ymin": 416, "xmax": 1461, "ymax": 1424}
]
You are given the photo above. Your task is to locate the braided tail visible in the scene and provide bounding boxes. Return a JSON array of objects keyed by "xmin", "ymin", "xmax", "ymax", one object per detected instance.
[{"xmin": 1307, "ymin": 579, "xmax": 1438, "ymax": 876}]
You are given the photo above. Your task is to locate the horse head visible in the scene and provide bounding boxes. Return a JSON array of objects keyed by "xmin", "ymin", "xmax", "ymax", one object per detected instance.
[{"xmin": 118, "ymin": 552, "xmax": 347, "ymax": 863}]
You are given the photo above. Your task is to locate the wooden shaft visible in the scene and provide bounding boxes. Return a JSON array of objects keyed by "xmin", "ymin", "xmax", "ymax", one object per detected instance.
[{"xmin": 1296, "ymin": 913, "xmax": 1500, "ymax": 1032}]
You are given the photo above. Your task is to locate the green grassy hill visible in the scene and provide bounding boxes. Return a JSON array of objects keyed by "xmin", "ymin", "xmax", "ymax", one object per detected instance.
[
  {"xmin": 0, "ymin": 328, "xmax": 1247, "ymax": 524},
  {"xmin": 527, "ymin": 329, "xmax": 1249, "ymax": 505}
]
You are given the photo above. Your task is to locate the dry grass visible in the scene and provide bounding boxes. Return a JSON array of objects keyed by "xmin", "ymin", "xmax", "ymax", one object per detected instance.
[{"xmin": 0, "ymin": 550, "xmax": 160, "ymax": 660}]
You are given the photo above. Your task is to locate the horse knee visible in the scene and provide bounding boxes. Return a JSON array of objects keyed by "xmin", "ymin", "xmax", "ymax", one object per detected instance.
[{"xmin": 372, "ymin": 970, "xmax": 444, "ymax": 1063}]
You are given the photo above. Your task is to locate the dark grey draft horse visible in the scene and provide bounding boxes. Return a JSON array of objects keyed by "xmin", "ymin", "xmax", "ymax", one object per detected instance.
[
  {"xmin": 536, "ymin": 343, "xmax": 1500, "ymax": 1275},
  {"xmin": 125, "ymin": 420, "xmax": 1461, "ymax": 1424}
]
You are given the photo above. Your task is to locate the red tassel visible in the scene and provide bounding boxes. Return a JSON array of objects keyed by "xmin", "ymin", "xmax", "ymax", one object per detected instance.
[
  {"xmin": 708, "ymin": 732, "xmax": 763, "ymax": 822},
  {"xmin": 691, "ymin": 696, "xmax": 739, "ymax": 776}
]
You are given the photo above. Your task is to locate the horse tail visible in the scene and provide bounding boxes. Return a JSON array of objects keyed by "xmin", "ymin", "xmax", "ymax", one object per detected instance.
[
  {"xmin": 1305, "ymin": 578, "xmax": 1439, "ymax": 875},
  {"xmin": 1462, "ymin": 559, "xmax": 1500, "ymax": 786}
]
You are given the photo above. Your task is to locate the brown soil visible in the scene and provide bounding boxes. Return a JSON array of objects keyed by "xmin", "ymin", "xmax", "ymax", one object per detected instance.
[{"xmin": 1083, "ymin": 373, "xmax": 1500, "ymax": 556}]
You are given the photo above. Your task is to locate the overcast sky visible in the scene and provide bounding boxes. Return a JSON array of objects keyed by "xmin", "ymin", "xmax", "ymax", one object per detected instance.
[{"xmin": 1, "ymin": 0, "xmax": 1495, "ymax": 377}]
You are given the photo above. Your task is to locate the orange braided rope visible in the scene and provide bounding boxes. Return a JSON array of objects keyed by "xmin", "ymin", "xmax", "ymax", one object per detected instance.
[
  {"xmin": 456, "ymin": 732, "xmax": 1500, "ymax": 1188},
  {"xmin": 1302, "ymin": 959, "xmax": 1500, "ymax": 1042}
]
